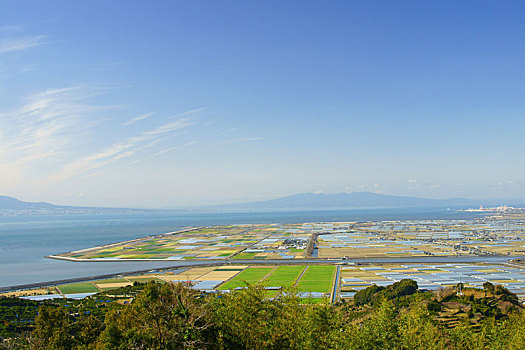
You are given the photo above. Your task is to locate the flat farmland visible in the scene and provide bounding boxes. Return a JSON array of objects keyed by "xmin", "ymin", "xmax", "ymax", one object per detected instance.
[
  {"xmin": 296, "ymin": 265, "xmax": 336, "ymax": 293},
  {"xmin": 58, "ymin": 282, "xmax": 100, "ymax": 294},
  {"xmin": 93, "ymin": 278, "xmax": 132, "ymax": 291},
  {"xmin": 21, "ymin": 262, "xmax": 525, "ymax": 304},
  {"xmin": 125, "ymin": 276, "xmax": 164, "ymax": 283},
  {"xmin": 96, "ymin": 283, "xmax": 133, "ymax": 291},
  {"xmin": 217, "ymin": 267, "xmax": 275, "ymax": 290},
  {"xmin": 262, "ymin": 265, "xmax": 306, "ymax": 288},
  {"xmin": 57, "ymin": 225, "xmax": 273, "ymax": 260},
  {"xmin": 177, "ymin": 267, "xmax": 218, "ymax": 280},
  {"xmin": 52, "ymin": 219, "xmax": 525, "ymax": 263}
]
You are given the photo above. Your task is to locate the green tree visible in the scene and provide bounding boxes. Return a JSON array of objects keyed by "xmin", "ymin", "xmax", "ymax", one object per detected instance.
[
  {"xmin": 347, "ymin": 299, "xmax": 399, "ymax": 349},
  {"xmin": 483, "ymin": 281, "xmax": 495, "ymax": 294},
  {"xmin": 31, "ymin": 306, "xmax": 72, "ymax": 350},
  {"xmin": 353, "ymin": 284, "xmax": 384, "ymax": 306},
  {"xmin": 74, "ymin": 315, "xmax": 103, "ymax": 350},
  {"xmin": 96, "ymin": 282, "xmax": 212, "ymax": 349},
  {"xmin": 397, "ymin": 297, "xmax": 446, "ymax": 349}
]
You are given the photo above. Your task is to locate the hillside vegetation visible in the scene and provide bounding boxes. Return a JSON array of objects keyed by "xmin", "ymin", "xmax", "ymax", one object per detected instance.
[{"xmin": 1, "ymin": 280, "xmax": 524, "ymax": 349}]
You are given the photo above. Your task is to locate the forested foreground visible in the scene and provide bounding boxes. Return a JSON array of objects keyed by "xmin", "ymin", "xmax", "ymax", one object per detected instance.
[{"xmin": 1, "ymin": 280, "xmax": 525, "ymax": 349}]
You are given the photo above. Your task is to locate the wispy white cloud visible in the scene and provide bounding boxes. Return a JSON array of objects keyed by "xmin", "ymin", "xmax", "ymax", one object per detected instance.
[
  {"xmin": 1, "ymin": 86, "xmax": 114, "ymax": 154},
  {"xmin": 46, "ymin": 118, "xmax": 195, "ymax": 182},
  {"xmin": 0, "ymin": 35, "xmax": 47, "ymax": 53},
  {"xmin": 0, "ymin": 24, "xmax": 24, "ymax": 33},
  {"xmin": 171, "ymin": 107, "xmax": 207, "ymax": 117},
  {"xmin": 123, "ymin": 112, "xmax": 154, "ymax": 126},
  {"xmin": 0, "ymin": 81, "xmax": 205, "ymax": 190},
  {"xmin": 0, "ymin": 86, "xmax": 119, "ymax": 187},
  {"xmin": 17, "ymin": 63, "xmax": 38, "ymax": 74},
  {"xmin": 225, "ymin": 137, "xmax": 265, "ymax": 143},
  {"xmin": 204, "ymin": 119, "xmax": 218, "ymax": 126},
  {"xmin": 128, "ymin": 141, "xmax": 197, "ymax": 165},
  {"xmin": 142, "ymin": 118, "xmax": 194, "ymax": 137}
]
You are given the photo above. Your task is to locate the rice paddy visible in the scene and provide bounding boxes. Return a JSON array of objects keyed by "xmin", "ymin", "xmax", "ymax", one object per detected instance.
[
  {"xmin": 218, "ymin": 267, "xmax": 274, "ymax": 289},
  {"xmin": 296, "ymin": 265, "xmax": 335, "ymax": 293},
  {"xmin": 212, "ymin": 264, "xmax": 336, "ymax": 296},
  {"xmin": 262, "ymin": 265, "xmax": 305, "ymax": 287}
]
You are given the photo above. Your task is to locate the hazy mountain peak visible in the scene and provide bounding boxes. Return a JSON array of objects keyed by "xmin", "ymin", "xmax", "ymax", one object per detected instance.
[
  {"xmin": 0, "ymin": 195, "xmax": 56, "ymax": 210},
  {"xmin": 208, "ymin": 191, "xmax": 479, "ymax": 210}
]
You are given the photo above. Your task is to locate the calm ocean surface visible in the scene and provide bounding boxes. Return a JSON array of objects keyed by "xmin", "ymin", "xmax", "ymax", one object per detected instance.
[{"xmin": 0, "ymin": 208, "xmax": 482, "ymax": 288}]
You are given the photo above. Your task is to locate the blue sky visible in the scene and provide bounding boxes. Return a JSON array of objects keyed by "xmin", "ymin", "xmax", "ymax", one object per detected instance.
[{"xmin": 1, "ymin": 1, "xmax": 525, "ymax": 207}]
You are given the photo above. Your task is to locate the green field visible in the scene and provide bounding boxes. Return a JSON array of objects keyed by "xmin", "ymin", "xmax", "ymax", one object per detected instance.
[
  {"xmin": 262, "ymin": 266, "xmax": 306, "ymax": 288},
  {"xmin": 58, "ymin": 282, "xmax": 100, "ymax": 294},
  {"xmin": 218, "ymin": 267, "xmax": 274, "ymax": 289},
  {"xmin": 296, "ymin": 265, "xmax": 335, "ymax": 293},
  {"xmin": 232, "ymin": 252, "xmax": 257, "ymax": 259},
  {"xmin": 94, "ymin": 278, "xmax": 127, "ymax": 284}
]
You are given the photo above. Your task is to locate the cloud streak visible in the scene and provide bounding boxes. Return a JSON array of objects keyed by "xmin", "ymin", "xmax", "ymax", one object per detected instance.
[
  {"xmin": 0, "ymin": 24, "xmax": 24, "ymax": 33},
  {"xmin": 225, "ymin": 136, "xmax": 265, "ymax": 143},
  {"xmin": 46, "ymin": 118, "xmax": 195, "ymax": 182},
  {"xmin": 128, "ymin": 141, "xmax": 197, "ymax": 165},
  {"xmin": 0, "ymin": 83, "xmax": 205, "ymax": 189},
  {"xmin": 123, "ymin": 112, "xmax": 154, "ymax": 126},
  {"xmin": 0, "ymin": 86, "xmax": 119, "ymax": 187},
  {"xmin": 0, "ymin": 35, "xmax": 47, "ymax": 53},
  {"xmin": 1, "ymin": 86, "xmax": 111, "ymax": 157},
  {"xmin": 171, "ymin": 107, "xmax": 207, "ymax": 117}
]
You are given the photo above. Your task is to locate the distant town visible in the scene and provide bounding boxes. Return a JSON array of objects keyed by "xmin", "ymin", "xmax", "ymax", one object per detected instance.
[{"xmin": 460, "ymin": 205, "xmax": 525, "ymax": 213}]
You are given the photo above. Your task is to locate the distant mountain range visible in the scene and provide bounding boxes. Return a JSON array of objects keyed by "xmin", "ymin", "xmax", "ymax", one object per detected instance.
[
  {"xmin": 0, "ymin": 195, "xmax": 146, "ymax": 215},
  {"xmin": 0, "ymin": 192, "xmax": 514, "ymax": 213},
  {"xmin": 0, "ymin": 195, "xmax": 58, "ymax": 210},
  {"xmin": 203, "ymin": 192, "xmax": 484, "ymax": 211}
]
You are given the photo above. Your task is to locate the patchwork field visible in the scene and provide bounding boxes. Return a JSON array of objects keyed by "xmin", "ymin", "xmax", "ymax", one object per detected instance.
[
  {"xmin": 339, "ymin": 263, "xmax": 525, "ymax": 299},
  {"xmin": 52, "ymin": 219, "xmax": 525, "ymax": 262},
  {"xmin": 245, "ymin": 231, "xmax": 310, "ymax": 259},
  {"xmin": 54, "ymin": 225, "xmax": 313, "ymax": 261},
  {"xmin": 314, "ymin": 219, "xmax": 525, "ymax": 258},
  {"xmin": 13, "ymin": 217, "xmax": 524, "ymax": 303},
  {"xmin": 8, "ymin": 262, "xmax": 525, "ymax": 303}
]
